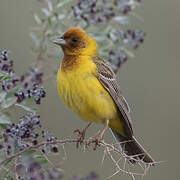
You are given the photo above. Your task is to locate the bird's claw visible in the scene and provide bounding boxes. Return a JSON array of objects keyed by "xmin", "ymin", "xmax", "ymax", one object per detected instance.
[
  {"xmin": 73, "ymin": 128, "xmax": 86, "ymax": 148},
  {"xmin": 86, "ymin": 137, "xmax": 102, "ymax": 150}
]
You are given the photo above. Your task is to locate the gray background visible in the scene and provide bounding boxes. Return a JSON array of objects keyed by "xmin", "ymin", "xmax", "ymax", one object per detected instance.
[{"xmin": 0, "ymin": 0, "xmax": 179, "ymax": 179}]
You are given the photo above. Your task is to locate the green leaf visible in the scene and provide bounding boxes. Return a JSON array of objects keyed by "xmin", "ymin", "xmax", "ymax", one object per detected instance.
[
  {"xmin": 0, "ymin": 157, "xmax": 13, "ymax": 166},
  {"xmin": 47, "ymin": 1, "xmax": 53, "ymax": 12},
  {"xmin": 5, "ymin": 87, "xmax": 19, "ymax": 99},
  {"xmin": 23, "ymin": 149, "xmax": 36, "ymax": 155},
  {"xmin": 25, "ymin": 98, "xmax": 34, "ymax": 103},
  {"xmin": 29, "ymin": 32, "xmax": 40, "ymax": 47},
  {"xmin": 0, "ymin": 72, "xmax": 12, "ymax": 81},
  {"xmin": 41, "ymin": 8, "xmax": 51, "ymax": 17},
  {"xmin": 0, "ymin": 115, "xmax": 11, "ymax": 125},
  {"xmin": 54, "ymin": 12, "xmax": 58, "ymax": 18},
  {"xmin": 3, "ymin": 172, "xmax": 13, "ymax": 180},
  {"xmin": 113, "ymin": 16, "xmax": 129, "ymax": 25},
  {"xmin": 33, "ymin": 13, "xmax": 42, "ymax": 24},
  {"xmin": 124, "ymin": 49, "xmax": 135, "ymax": 58},
  {"xmin": 0, "ymin": 124, "xmax": 8, "ymax": 130},
  {"xmin": 15, "ymin": 103, "xmax": 38, "ymax": 113},
  {"xmin": 58, "ymin": 14, "xmax": 65, "ymax": 20},
  {"xmin": 0, "ymin": 92, "xmax": 6, "ymax": 102},
  {"xmin": 48, "ymin": 16, "xmax": 52, "ymax": 25},
  {"xmin": 57, "ymin": 0, "xmax": 73, "ymax": 8},
  {"xmin": 0, "ymin": 97, "xmax": 16, "ymax": 110},
  {"xmin": 94, "ymin": 35, "xmax": 106, "ymax": 42},
  {"xmin": 34, "ymin": 155, "xmax": 48, "ymax": 164}
]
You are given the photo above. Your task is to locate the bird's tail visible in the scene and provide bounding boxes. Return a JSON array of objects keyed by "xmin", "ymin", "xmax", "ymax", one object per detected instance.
[{"xmin": 111, "ymin": 129, "xmax": 154, "ymax": 164}]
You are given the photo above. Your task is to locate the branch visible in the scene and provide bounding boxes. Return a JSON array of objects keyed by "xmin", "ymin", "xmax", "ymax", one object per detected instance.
[
  {"xmin": 34, "ymin": 26, "xmax": 48, "ymax": 69},
  {"xmin": 0, "ymin": 138, "xmax": 77, "ymax": 167},
  {"xmin": 0, "ymin": 136, "xmax": 162, "ymax": 180},
  {"xmin": 0, "ymin": 138, "xmax": 129, "ymax": 167}
]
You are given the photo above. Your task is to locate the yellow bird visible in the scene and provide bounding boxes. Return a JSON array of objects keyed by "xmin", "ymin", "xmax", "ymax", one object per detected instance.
[{"xmin": 52, "ymin": 27, "xmax": 154, "ymax": 164}]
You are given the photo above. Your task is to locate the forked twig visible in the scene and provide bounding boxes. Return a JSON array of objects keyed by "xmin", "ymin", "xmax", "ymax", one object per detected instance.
[{"xmin": 0, "ymin": 137, "xmax": 161, "ymax": 180}]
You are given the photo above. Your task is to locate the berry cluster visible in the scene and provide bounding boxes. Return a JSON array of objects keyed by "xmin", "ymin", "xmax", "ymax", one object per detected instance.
[
  {"xmin": 3, "ymin": 113, "xmax": 41, "ymax": 152},
  {"xmin": 2, "ymin": 113, "xmax": 59, "ymax": 153},
  {"xmin": 72, "ymin": 0, "xmax": 115, "ymax": 24},
  {"xmin": 1, "ymin": 112, "xmax": 64, "ymax": 179},
  {"xmin": 115, "ymin": 0, "xmax": 142, "ymax": 15},
  {"xmin": 16, "ymin": 155, "xmax": 63, "ymax": 180},
  {"xmin": 0, "ymin": 50, "xmax": 14, "ymax": 75},
  {"xmin": 0, "ymin": 50, "xmax": 20, "ymax": 91},
  {"xmin": 108, "ymin": 50, "xmax": 128, "ymax": 73},
  {"xmin": 1, "ymin": 76, "xmax": 19, "ymax": 92},
  {"xmin": 1, "ymin": 112, "xmax": 98, "ymax": 180},
  {"xmin": 120, "ymin": 29, "xmax": 146, "ymax": 49},
  {"xmin": 106, "ymin": 28, "xmax": 145, "ymax": 73},
  {"xmin": 41, "ymin": 130, "xmax": 59, "ymax": 154},
  {"xmin": 107, "ymin": 29, "xmax": 145, "ymax": 49},
  {"xmin": 0, "ymin": 50, "xmax": 46, "ymax": 104},
  {"xmin": 72, "ymin": 0, "xmax": 142, "ymax": 24},
  {"xmin": 15, "ymin": 68, "xmax": 46, "ymax": 104}
]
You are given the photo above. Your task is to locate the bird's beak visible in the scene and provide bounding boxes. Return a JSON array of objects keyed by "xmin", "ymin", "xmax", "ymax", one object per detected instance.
[{"xmin": 50, "ymin": 36, "xmax": 66, "ymax": 46}]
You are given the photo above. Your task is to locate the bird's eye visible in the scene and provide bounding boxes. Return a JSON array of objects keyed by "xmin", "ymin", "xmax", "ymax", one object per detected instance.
[{"xmin": 71, "ymin": 37, "xmax": 78, "ymax": 42}]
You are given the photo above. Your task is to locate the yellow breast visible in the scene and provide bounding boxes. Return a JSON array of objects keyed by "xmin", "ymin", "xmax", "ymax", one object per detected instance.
[{"xmin": 57, "ymin": 55, "xmax": 118, "ymax": 124}]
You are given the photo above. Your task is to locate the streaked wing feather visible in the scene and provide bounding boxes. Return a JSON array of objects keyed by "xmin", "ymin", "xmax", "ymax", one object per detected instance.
[{"xmin": 93, "ymin": 57, "xmax": 133, "ymax": 136}]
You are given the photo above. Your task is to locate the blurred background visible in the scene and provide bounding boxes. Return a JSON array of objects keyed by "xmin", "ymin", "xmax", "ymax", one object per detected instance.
[{"xmin": 0, "ymin": 0, "xmax": 179, "ymax": 179}]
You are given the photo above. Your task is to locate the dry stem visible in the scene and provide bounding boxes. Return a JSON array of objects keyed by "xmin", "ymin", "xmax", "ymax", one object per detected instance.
[{"xmin": 0, "ymin": 138, "xmax": 160, "ymax": 180}]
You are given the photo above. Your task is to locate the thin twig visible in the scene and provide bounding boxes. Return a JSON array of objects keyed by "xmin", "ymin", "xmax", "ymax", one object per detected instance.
[
  {"xmin": 0, "ymin": 138, "xmax": 161, "ymax": 180},
  {"xmin": 39, "ymin": 148, "xmax": 56, "ymax": 169},
  {"xmin": 14, "ymin": 158, "xmax": 18, "ymax": 180},
  {"xmin": 0, "ymin": 138, "xmax": 128, "ymax": 167},
  {"xmin": 34, "ymin": 26, "xmax": 48, "ymax": 69},
  {"xmin": 0, "ymin": 138, "xmax": 77, "ymax": 167}
]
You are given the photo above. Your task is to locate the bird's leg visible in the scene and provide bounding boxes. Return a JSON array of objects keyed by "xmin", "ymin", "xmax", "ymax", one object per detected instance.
[
  {"xmin": 87, "ymin": 119, "xmax": 109, "ymax": 150},
  {"xmin": 74, "ymin": 122, "xmax": 92, "ymax": 148}
]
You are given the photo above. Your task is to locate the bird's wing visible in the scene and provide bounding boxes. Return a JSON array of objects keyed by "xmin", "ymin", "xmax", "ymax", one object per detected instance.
[{"xmin": 92, "ymin": 57, "xmax": 133, "ymax": 136}]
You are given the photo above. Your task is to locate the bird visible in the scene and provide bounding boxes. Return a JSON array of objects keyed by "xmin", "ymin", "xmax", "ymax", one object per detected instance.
[{"xmin": 52, "ymin": 27, "xmax": 154, "ymax": 164}]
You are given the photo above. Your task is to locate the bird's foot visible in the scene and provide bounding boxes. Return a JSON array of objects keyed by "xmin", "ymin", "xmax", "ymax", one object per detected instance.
[
  {"xmin": 86, "ymin": 119, "xmax": 109, "ymax": 150},
  {"xmin": 86, "ymin": 137, "xmax": 102, "ymax": 150},
  {"xmin": 73, "ymin": 128, "xmax": 86, "ymax": 148},
  {"xmin": 73, "ymin": 123, "xmax": 92, "ymax": 148}
]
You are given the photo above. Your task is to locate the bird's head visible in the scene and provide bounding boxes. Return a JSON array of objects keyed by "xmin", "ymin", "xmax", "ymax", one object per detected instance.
[{"xmin": 52, "ymin": 27, "xmax": 98, "ymax": 56}]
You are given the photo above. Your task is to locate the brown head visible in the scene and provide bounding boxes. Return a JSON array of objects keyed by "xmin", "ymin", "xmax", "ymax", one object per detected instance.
[{"xmin": 52, "ymin": 27, "xmax": 98, "ymax": 56}]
